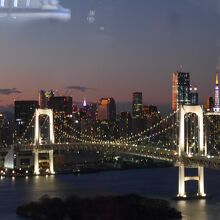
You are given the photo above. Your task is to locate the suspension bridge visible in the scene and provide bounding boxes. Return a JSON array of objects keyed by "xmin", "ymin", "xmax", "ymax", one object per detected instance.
[{"xmin": 3, "ymin": 104, "xmax": 220, "ymax": 199}]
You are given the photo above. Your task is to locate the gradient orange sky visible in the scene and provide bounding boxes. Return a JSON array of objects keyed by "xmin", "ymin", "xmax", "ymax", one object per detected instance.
[{"xmin": 0, "ymin": 0, "xmax": 219, "ymax": 110}]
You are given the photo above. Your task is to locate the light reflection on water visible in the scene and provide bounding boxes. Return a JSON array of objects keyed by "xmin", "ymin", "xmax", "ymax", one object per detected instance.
[
  {"xmin": 0, "ymin": 168, "xmax": 220, "ymax": 219},
  {"xmin": 174, "ymin": 200, "xmax": 208, "ymax": 220}
]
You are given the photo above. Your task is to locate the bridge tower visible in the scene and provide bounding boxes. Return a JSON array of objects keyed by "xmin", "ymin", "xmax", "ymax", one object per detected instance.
[
  {"xmin": 34, "ymin": 108, "xmax": 55, "ymax": 145},
  {"xmin": 177, "ymin": 105, "xmax": 206, "ymax": 198},
  {"xmin": 34, "ymin": 108, "xmax": 55, "ymax": 175}
]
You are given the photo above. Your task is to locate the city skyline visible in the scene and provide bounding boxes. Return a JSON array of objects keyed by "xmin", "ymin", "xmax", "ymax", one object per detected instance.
[
  {"xmin": 0, "ymin": 0, "xmax": 220, "ymax": 109},
  {"xmin": 1, "ymin": 2, "xmax": 220, "ymax": 219}
]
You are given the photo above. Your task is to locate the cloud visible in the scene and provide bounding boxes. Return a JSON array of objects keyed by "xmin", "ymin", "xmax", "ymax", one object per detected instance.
[
  {"xmin": 0, "ymin": 88, "xmax": 21, "ymax": 95},
  {"xmin": 65, "ymin": 85, "xmax": 96, "ymax": 93}
]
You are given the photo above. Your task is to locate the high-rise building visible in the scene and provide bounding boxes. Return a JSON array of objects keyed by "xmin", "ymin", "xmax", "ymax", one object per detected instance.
[
  {"xmin": 47, "ymin": 96, "xmax": 73, "ymax": 142},
  {"xmin": 214, "ymin": 73, "xmax": 220, "ymax": 112},
  {"xmin": 143, "ymin": 105, "xmax": 161, "ymax": 130},
  {"xmin": 39, "ymin": 90, "xmax": 54, "ymax": 109},
  {"xmin": 118, "ymin": 112, "xmax": 132, "ymax": 138},
  {"xmin": 80, "ymin": 102, "xmax": 97, "ymax": 137},
  {"xmin": 0, "ymin": 113, "xmax": 14, "ymax": 147},
  {"xmin": 132, "ymin": 92, "xmax": 143, "ymax": 119},
  {"xmin": 132, "ymin": 92, "xmax": 144, "ymax": 134},
  {"xmin": 15, "ymin": 100, "xmax": 39, "ymax": 142},
  {"xmin": 96, "ymin": 98, "xmax": 117, "ymax": 140},
  {"xmin": 190, "ymin": 87, "xmax": 199, "ymax": 105},
  {"xmin": 143, "ymin": 105, "xmax": 158, "ymax": 116},
  {"xmin": 97, "ymin": 98, "xmax": 116, "ymax": 121},
  {"xmin": 172, "ymin": 71, "xmax": 190, "ymax": 111},
  {"xmin": 205, "ymin": 97, "xmax": 214, "ymax": 111},
  {"xmin": 48, "ymin": 96, "xmax": 72, "ymax": 115}
]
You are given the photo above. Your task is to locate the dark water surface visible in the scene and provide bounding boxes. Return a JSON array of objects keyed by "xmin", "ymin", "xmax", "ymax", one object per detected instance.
[{"xmin": 0, "ymin": 168, "xmax": 220, "ymax": 219}]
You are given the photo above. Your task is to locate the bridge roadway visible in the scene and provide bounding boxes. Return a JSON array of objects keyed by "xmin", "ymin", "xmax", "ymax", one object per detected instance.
[{"xmin": 9, "ymin": 142, "xmax": 220, "ymax": 170}]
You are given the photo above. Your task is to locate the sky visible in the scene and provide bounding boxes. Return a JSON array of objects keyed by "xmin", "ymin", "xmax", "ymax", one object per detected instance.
[{"xmin": 0, "ymin": 0, "xmax": 220, "ymax": 112}]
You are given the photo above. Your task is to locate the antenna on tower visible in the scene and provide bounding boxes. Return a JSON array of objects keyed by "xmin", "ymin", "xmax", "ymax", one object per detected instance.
[{"xmin": 83, "ymin": 98, "xmax": 87, "ymax": 107}]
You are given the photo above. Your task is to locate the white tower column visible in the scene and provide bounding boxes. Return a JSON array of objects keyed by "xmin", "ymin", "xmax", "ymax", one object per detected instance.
[
  {"xmin": 179, "ymin": 106, "xmax": 185, "ymax": 156},
  {"xmin": 49, "ymin": 111, "xmax": 55, "ymax": 144},
  {"xmin": 204, "ymin": 131, "xmax": 207, "ymax": 156},
  {"xmin": 198, "ymin": 166, "xmax": 206, "ymax": 197},
  {"xmin": 198, "ymin": 115, "xmax": 204, "ymax": 155},
  {"xmin": 34, "ymin": 111, "xmax": 40, "ymax": 145},
  {"xmin": 34, "ymin": 108, "xmax": 55, "ymax": 145},
  {"xmin": 34, "ymin": 150, "xmax": 40, "ymax": 175},
  {"xmin": 49, "ymin": 150, "xmax": 55, "ymax": 174},
  {"xmin": 178, "ymin": 164, "xmax": 186, "ymax": 197}
]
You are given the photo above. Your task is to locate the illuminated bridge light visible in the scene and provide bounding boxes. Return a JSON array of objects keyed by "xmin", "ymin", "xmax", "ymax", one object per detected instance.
[{"xmin": 0, "ymin": 0, "xmax": 71, "ymax": 21}]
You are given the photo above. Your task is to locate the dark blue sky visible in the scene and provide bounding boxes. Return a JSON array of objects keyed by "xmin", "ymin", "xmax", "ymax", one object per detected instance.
[{"xmin": 0, "ymin": 0, "xmax": 220, "ymax": 110}]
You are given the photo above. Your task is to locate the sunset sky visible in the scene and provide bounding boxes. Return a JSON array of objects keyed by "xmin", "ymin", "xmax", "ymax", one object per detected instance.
[{"xmin": 0, "ymin": 0, "xmax": 220, "ymax": 112}]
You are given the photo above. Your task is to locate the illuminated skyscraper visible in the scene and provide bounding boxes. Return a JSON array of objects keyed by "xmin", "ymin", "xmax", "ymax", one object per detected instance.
[
  {"xmin": 190, "ymin": 87, "xmax": 199, "ymax": 105},
  {"xmin": 132, "ymin": 92, "xmax": 144, "ymax": 134},
  {"xmin": 48, "ymin": 96, "xmax": 73, "ymax": 142},
  {"xmin": 48, "ymin": 96, "xmax": 72, "ymax": 114},
  {"xmin": 172, "ymin": 71, "xmax": 190, "ymax": 111},
  {"xmin": 132, "ymin": 92, "xmax": 143, "ymax": 119},
  {"xmin": 205, "ymin": 96, "xmax": 214, "ymax": 112},
  {"xmin": 39, "ymin": 90, "xmax": 54, "ymax": 109},
  {"xmin": 97, "ymin": 98, "xmax": 116, "ymax": 121},
  {"xmin": 214, "ymin": 73, "xmax": 220, "ymax": 112},
  {"xmin": 97, "ymin": 98, "xmax": 117, "ymax": 140},
  {"xmin": 15, "ymin": 100, "xmax": 39, "ymax": 142},
  {"xmin": 118, "ymin": 112, "xmax": 132, "ymax": 138}
]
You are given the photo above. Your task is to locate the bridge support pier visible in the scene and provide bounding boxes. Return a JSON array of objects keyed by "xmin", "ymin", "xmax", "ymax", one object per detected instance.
[
  {"xmin": 34, "ymin": 149, "xmax": 55, "ymax": 175},
  {"xmin": 177, "ymin": 164, "xmax": 206, "ymax": 198}
]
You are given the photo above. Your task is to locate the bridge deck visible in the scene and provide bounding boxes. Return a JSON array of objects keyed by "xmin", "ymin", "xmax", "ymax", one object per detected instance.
[{"xmin": 10, "ymin": 143, "xmax": 220, "ymax": 170}]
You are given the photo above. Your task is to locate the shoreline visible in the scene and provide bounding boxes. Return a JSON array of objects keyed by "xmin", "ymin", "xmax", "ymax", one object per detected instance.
[{"xmin": 0, "ymin": 161, "xmax": 173, "ymax": 178}]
